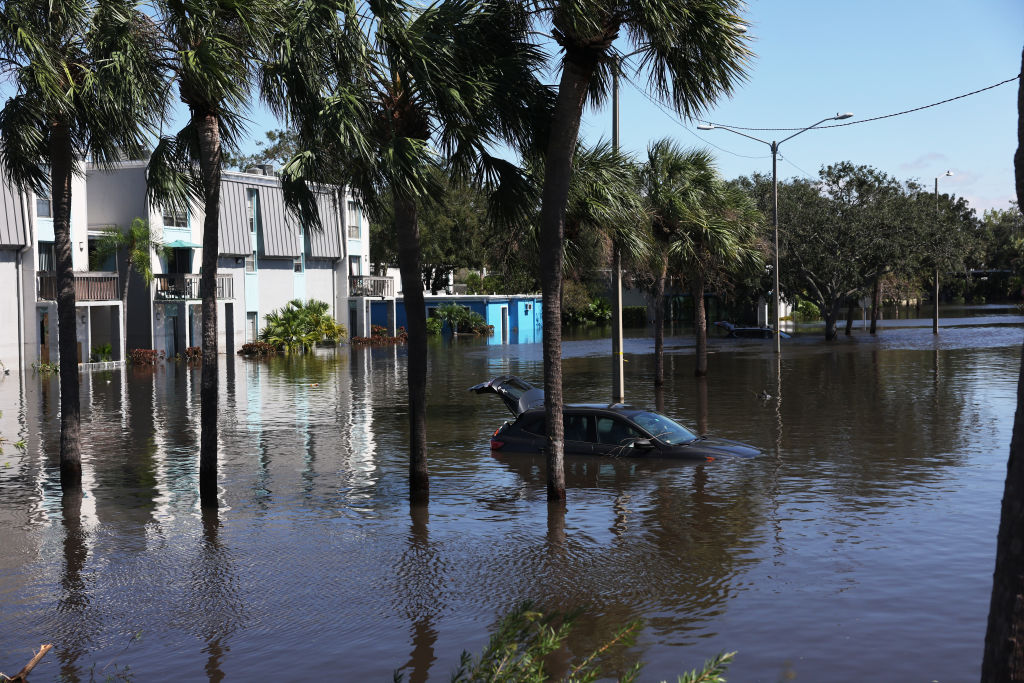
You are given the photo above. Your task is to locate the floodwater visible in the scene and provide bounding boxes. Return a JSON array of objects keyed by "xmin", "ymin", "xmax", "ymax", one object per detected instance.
[{"xmin": 0, "ymin": 307, "xmax": 1021, "ymax": 681}]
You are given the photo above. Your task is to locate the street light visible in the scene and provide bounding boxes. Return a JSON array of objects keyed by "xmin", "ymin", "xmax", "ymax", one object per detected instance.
[
  {"xmin": 933, "ymin": 170, "xmax": 953, "ymax": 334},
  {"xmin": 698, "ymin": 112, "xmax": 852, "ymax": 353}
]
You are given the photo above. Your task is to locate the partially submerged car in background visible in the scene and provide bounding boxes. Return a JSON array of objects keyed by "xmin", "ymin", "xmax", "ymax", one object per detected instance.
[{"xmin": 469, "ymin": 375, "xmax": 760, "ymax": 460}]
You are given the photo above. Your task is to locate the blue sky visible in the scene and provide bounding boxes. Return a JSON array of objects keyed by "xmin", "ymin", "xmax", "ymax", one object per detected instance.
[
  {"xmin": 588, "ymin": 0, "xmax": 1023, "ymax": 213},
  {"xmin": 238, "ymin": 0, "xmax": 1021, "ymax": 214}
]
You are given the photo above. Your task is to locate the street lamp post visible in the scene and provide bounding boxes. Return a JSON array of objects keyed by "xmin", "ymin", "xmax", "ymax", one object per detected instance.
[
  {"xmin": 933, "ymin": 170, "xmax": 953, "ymax": 335},
  {"xmin": 698, "ymin": 113, "xmax": 852, "ymax": 353}
]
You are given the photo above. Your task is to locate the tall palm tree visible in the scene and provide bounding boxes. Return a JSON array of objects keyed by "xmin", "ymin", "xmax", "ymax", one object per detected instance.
[
  {"xmin": 267, "ymin": 0, "xmax": 550, "ymax": 502},
  {"xmin": 639, "ymin": 141, "xmax": 717, "ymax": 384},
  {"xmin": 981, "ymin": 43, "xmax": 1024, "ymax": 680},
  {"xmin": 147, "ymin": 0, "xmax": 278, "ymax": 507},
  {"xmin": 526, "ymin": 0, "xmax": 752, "ymax": 501},
  {"xmin": 670, "ymin": 181, "xmax": 763, "ymax": 376},
  {"xmin": 0, "ymin": 0, "xmax": 166, "ymax": 490},
  {"xmin": 90, "ymin": 218, "xmax": 167, "ymax": 346}
]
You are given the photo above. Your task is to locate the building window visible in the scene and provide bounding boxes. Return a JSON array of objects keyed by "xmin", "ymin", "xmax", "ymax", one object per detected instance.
[
  {"xmin": 349, "ymin": 255, "xmax": 361, "ymax": 276},
  {"xmin": 162, "ymin": 206, "xmax": 188, "ymax": 229},
  {"xmin": 246, "ymin": 312, "xmax": 258, "ymax": 342},
  {"xmin": 36, "ymin": 188, "xmax": 52, "ymax": 218},
  {"xmin": 347, "ymin": 201, "xmax": 359, "ymax": 239},
  {"xmin": 293, "ymin": 256, "xmax": 303, "ymax": 273},
  {"xmin": 247, "ymin": 189, "xmax": 259, "ymax": 233},
  {"xmin": 38, "ymin": 241, "xmax": 55, "ymax": 271},
  {"xmin": 245, "ymin": 251, "xmax": 256, "ymax": 273}
]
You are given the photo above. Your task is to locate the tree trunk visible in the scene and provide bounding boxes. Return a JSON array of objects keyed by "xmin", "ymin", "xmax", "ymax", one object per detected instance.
[
  {"xmin": 121, "ymin": 261, "xmax": 133, "ymax": 356},
  {"xmin": 845, "ymin": 298, "xmax": 855, "ymax": 336},
  {"xmin": 654, "ymin": 253, "xmax": 668, "ymax": 387},
  {"xmin": 823, "ymin": 299, "xmax": 841, "ymax": 341},
  {"xmin": 395, "ymin": 195, "xmax": 429, "ymax": 503},
  {"xmin": 981, "ymin": 43, "xmax": 1024, "ymax": 682},
  {"xmin": 870, "ymin": 276, "xmax": 880, "ymax": 334},
  {"xmin": 537, "ymin": 51, "xmax": 596, "ymax": 502},
  {"xmin": 50, "ymin": 123, "xmax": 81, "ymax": 490},
  {"xmin": 195, "ymin": 112, "xmax": 221, "ymax": 508},
  {"xmin": 692, "ymin": 276, "xmax": 708, "ymax": 377}
]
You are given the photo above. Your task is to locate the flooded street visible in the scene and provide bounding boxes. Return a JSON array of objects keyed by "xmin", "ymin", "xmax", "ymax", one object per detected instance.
[{"xmin": 1, "ymin": 307, "xmax": 1022, "ymax": 681}]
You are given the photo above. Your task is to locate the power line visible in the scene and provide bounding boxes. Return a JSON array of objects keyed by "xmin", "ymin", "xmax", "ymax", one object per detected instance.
[
  {"xmin": 626, "ymin": 79, "xmax": 770, "ymax": 160},
  {"xmin": 699, "ymin": 74, "xmax": 1021, "ymax": 131}
]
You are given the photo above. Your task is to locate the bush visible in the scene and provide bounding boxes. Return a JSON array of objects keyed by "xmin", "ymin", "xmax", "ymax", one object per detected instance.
[
  {"xmin": 434, "ymin": 303, "xmax": 492, "ymax": 335},
  {"xmin": 259, "ymin": 299, "xmax": 346, "ymax": 352},
  {"xmin": 129, "ymin": 349, "xmax": 162, "ymax": 365},
  {"xmin": 184, "ymin": 346, "xmax": 202, "ymax": 362},
  {"xmin": 426, "ymin": 317, "xmax": 443, "ymax": 336},
  {"xmin": 238, "ymin": 341, "xmax": 277, "ymax": 357},
  {"xmin": 89, "ymin": 343, "xmax": 113, "ymax": 362},
  {"xmin": 790, "ymin": 299, "xmax": 820, "ymax": 322},
  {"xmin": 623, "ymin": 306, "xmax": 647, "ymax": 327}
]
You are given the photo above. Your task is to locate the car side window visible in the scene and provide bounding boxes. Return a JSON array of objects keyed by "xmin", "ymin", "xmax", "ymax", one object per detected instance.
[
  {"xmin": 564, "ymin": 414, "xmax": 592, "ymax": 442},
  {"xmin": 596, "ymin": 416, "xmax": 642, "ymax": 445}
]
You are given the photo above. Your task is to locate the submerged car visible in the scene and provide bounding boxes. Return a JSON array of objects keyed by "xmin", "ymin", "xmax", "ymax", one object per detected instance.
[{"xmin": 469, "ymin": 375, "xmax": 760, "ymax": 460}]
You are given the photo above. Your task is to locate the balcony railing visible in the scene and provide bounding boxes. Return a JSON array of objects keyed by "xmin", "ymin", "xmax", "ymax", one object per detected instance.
[
  {"xmin": 37, "ymin": 271, "xmax": 118, "ymax": 301},
  {"xmin": 154, "ymin": 273, "xmax": 234, "ymax": 300},
  {"xmin": 349, "ymin": 275, "xmax": 395, "ymax": 298}
]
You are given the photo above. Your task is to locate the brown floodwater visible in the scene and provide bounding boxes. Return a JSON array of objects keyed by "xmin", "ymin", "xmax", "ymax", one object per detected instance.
[{"xmin": 1, "ymin": 306, "xmax": 1022, "ymax": 681}]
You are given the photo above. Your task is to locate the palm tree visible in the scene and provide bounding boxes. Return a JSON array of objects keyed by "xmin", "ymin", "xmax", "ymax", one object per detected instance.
[
  {"xmin": 267, "ymin": 0, "xmax": 550, "ymax": 502},
  {"xmin": 526, "ymin": 1, "xmax": 753, "ymax": 501},
  {"xmin": 669, "ymin": 181, "xmax": 763, "ymax": 376},
  {"xmin": 0, "ymin": 0, "xmax": 166, "ymax": 490},
  {"xmin": 639, "ymin": 142, "xmax": 718, "ymax": 384},
  {"xmin": 90, "ymin": 218, "xmax": 167, "ymax": 347},
  {"xmin": 147, "ymin": 0, "xmax": 278, "ymax": 507},
  {"xmin": 981, "ymin": 43, "xmax": 1024, "ymax": 680}
]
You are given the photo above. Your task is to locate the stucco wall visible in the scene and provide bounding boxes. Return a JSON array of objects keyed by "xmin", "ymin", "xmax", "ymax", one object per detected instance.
[
  {"xmin": 0, "ymin": 250, "xmax": 22, "ymax": 367},
  {"xmin": 256, "ymin": 258, "xmax": 297, "ymax": 318}
]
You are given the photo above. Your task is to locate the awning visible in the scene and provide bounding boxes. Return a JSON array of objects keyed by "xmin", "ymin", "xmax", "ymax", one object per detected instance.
[{"xmin": 163, "ymin": 239, "xmax": 201, "ymax": 248}]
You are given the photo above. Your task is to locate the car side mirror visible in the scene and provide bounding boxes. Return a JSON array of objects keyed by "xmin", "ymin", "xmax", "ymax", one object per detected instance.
[{"xmin": 632, "ymin": 438, "xmax": 653, "ymax": 449}]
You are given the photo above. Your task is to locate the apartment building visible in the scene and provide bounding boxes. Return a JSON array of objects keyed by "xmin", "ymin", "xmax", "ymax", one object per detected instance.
[{"xmin": 0, "ymin": 162, "xmax": 394, "ymax": 371}]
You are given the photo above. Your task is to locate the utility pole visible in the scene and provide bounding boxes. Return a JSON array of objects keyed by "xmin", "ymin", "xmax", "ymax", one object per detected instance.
[{"xmin": 611, "ymin": 69, "xmax": 624, "ymax": 404}]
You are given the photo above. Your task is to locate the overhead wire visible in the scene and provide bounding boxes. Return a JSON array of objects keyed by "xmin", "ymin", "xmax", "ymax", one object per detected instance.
[{"xmin": 698, "ymin": 74, "xmax": 1021, "ymax": 131}]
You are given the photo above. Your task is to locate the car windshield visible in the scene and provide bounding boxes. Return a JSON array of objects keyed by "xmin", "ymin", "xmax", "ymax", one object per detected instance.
[{"xmin": 631, "ymin": 411, "xmax": 697, "ymax": 445}]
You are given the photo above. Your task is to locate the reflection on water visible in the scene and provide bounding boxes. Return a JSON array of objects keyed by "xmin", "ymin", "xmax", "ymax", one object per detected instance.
[{"xmin": 0, "ymin": 310, "xmax": 1020, "ymax": 681}]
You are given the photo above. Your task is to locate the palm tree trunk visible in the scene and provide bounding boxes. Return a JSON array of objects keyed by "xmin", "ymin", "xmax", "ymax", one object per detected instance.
[
  {"xmin": 122, "ymin": 262, "xmax": 133, "ymax": 356},
  {"xmin": 870, "ymin": 276, "xmax": 880, "ymax": 334},
  {"xmin": 654, "ymin": 253, "xmax": 667, "ymax": 387},
  {"xmin": 195, "ymin": 112, "xmax": 221, "ymax": 508},
  {"xmin": 395, "ymin": 195, "xmax": 429, "ymax": 503},
  {"xmin": 537, "ymin": 51, "xmax": 595, "ymax": 503},
  {"xmin": 50, "ymin": 123, "xmax": 81, "ymax": 490},
  {"xmin": 692, "ymin": 276, "xmax": 708, "ymax": 377},
  {"xmin": 981, "ymin": 43, "xmax": 1024, "ymax": 681}
]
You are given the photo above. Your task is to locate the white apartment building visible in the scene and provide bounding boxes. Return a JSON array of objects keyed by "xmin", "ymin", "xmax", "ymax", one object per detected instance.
[{"xmin": 0, "ymin": 162, "xmax": 394, "ymax": 372}]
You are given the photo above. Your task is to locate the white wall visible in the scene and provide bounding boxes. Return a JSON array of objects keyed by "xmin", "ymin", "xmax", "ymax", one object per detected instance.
[{"xmin": 0, "ymin": 251, "xmax": 22, "ymax": 368}]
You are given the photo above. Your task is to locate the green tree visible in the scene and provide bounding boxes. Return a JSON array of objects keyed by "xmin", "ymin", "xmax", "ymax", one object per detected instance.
[
  {"xmin": 671, "ymin": 181, "xmax": 764, "ymax": 375},
  {"xmin": 147, "ymin": 0, "xmax": 279, "ymax": 507},
  {"xmin": 0, "ymin": 0, "xmax": 166, "ymax": 490},
  {"xmin": 268, "ymin": 0, "xmax": 550, "ymax": 502},
  {"xmin": 639, "ymin": 142, "xmax": 719, "ymax": 382},
  {"xmin": 90, "ymin": 218, "xmax": 167, "ymax": 346},
  {"xmin": 527, "ymin": 1, "xmax": 752, "ymax": 501},
  {"xmin": 223, "ymin": 128, "xmax": 298, "ymax": 172}
]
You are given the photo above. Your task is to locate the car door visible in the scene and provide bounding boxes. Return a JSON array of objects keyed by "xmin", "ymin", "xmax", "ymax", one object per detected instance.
[
  {"xmin": 563, "ymin": 412, "xmax": 594, "ymax": 455},
  {"xmin": 593, "ymin": 415, "xmax": 646, "ymax": 456}
]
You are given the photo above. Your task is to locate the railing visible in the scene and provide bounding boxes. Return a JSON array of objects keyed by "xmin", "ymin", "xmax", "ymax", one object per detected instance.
[
  {"xmin": 37, "ymin": 271, "xmax": 118, "ymax": 301},
  {"xmin": 349, "ymin": 275, "xmax": 395, "ymax": 298},
  {"xmin": 154, "ymin": 273, "xmax": 234, "ymax": 300}
]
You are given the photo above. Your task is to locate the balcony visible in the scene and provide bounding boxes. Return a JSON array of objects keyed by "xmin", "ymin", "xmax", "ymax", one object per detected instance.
[
  {"xmin": 154, "ymin": 273, "xmax": 234, "ymax": 300},
  {"xmin": 37, "ymin": 271, "xmax": 118, "ymax": 301},
  {"xmin": 349, "ymin": 275, "xmax": 395, "ymax": 298}
]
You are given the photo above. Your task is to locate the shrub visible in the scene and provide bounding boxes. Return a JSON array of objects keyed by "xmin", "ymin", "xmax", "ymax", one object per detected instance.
[
  {"xmin": 426, "ymin": 317, "xmax": 443, "ymax": 336},
  {"xmin": 623, "ymin": 305, "xmax": 647, "ymax": 327},
  {"xmin": 238, "ymin": 341, "xmax": 277, "ymax": 357},
  {"xmin": 434, "ymin": 303, "xmax": 493, "ymax": 335},
  {"xmin": 129, "ymin": 349, "xmax": 162, "ymax": 365},
  {"xmin": 89, "ymin": 343, "xmax": 113, "ymax": 362},
  {"xmin": 260, "ymin": 299, "xmax": 346, "ymax": 352},
  {"xmin": 184, "ymin": 346, "xmax": 202, "ymax": 362}
]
